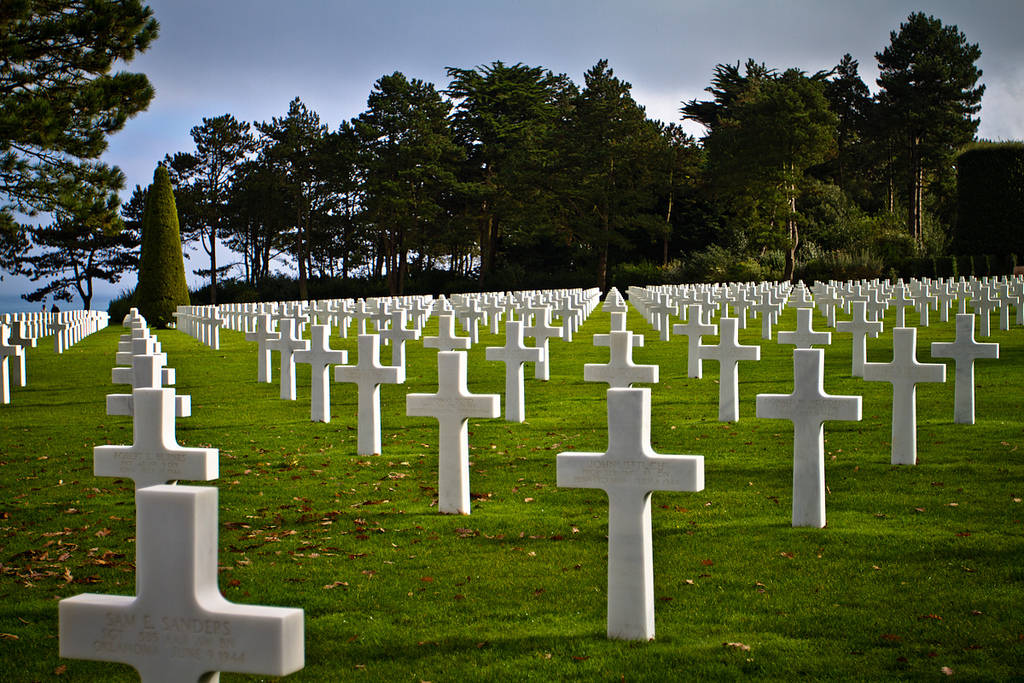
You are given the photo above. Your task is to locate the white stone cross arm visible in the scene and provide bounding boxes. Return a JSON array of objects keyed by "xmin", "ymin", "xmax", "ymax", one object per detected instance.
[
  {"xmin": 672, "ymin": 305, "xmax": 717, "ymax": 379},
  {"xmin": 334, "ymin": 334, "xmax": 405, "ymax": 455},
  {"xmin": 863, "ymin": 327, "xmax": 946, "ymax": 465},
  {"xmin": 557, "ymin": 388, "xmax": 703, "ymax": 641},
  {"xmin": 407, "ymin": 350, "xmax": 500, "ymax": 514},
  {"xmin": 485, "ymin": 320, "xmax": 543, "ymax": 423},
  {"xmin": 94, "ymin": 388, "xmax": 216, "ymax": 490},
  {"xmin": 776, "ymin": 307, "xmax": 831, "ymax": 349},
  {"xmin": 583, "ymin": 330, "xmax": 658, "ymax": 388},
  {"xmin": 107, "ymin": 353, "xmax": 190, "ymax": 419},
  {"xmin": 696, "ymin": 317, "xmax": 761, "ymax": 422},
  {"xmin": 930, "ymin": 313, "xmax": 998, "ymax": 424},
  {"xmin": 60, "ymin": 485, "xmax": 304, "ymax": 682},
  {"xmin": 422, "ymin": 313, "xmax": 471, "ymax": 352},
  {"xmin": 293, "ymin": 324, "xmax": 348, "ymax": 423},
  {"xmin": 245, "ymin": 314, "xmax": 280, "ymax": 384},
  {"xmin": 756, "ymin": 349, "xmax": 861, "ymax": 528}
]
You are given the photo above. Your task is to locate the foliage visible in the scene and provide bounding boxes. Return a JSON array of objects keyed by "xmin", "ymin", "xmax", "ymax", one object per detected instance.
[
  {"xmin": 0, "ymin": 0, "xmax": 157, "ymax": 236},
  {"xmin": 165, "ymin": 114, "xmax": 254, "ymax": 304},
  {"xmin": 355, "ymin": 72, "xmax": 463, "ymax": 295},
  {"xmin": 134, "ymin": 166, "xmax": 189, "ymax": 327},
  {"xmin": 19, "ymin": 204, "xmax": 138, "ymax": 309},
  {"xmin": 954, "ymin": 142, "xmax": 1024, "ymax": 255},
  {"xmin": 685, "ymin": 63, "xmax": 837, "ymax": 280},
  {"xmin": 795, "ymin": 249, "xmax": 884, "ymax": 283},
  {"xmin": 876, "ymin": 12, "xmax": 985, "ymax": 242}
]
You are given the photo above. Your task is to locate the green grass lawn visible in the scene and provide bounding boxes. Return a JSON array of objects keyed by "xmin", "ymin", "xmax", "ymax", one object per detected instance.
[{"xmin": 2, "ymin": 303, "xmax": 1023, "ymax": 681}]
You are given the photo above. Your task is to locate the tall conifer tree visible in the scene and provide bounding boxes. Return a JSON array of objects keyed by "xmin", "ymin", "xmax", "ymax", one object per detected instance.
[{"xmin": 135, "ymin": 166, "xmax": 189, "ymax": 327}]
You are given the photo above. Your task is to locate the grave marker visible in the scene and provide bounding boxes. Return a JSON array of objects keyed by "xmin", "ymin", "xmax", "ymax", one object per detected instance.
[
  {"xmin": 930, "ymin": 313, "xmax": 999, "ymax": 424},
  {"xmin": 485, "ymin": 320, "xmax": 543, "ymax": 423},
  {"xmin": 293, "ymin": 324, "xmax": 348, "ymax": 423},
  {"xmin": 696, "ymin": 317, "xmax": 761, "ymax": 422},
  {"xmin": 756, "ymin": 349, "xmax": 861, "ymax": 527},
  {"xmin": 863, "ymin": 327, "xmax": 946, "ymax": 465},
  {"xmin": 672, "ymin": 304, "xmax": 717, "ymax": 379},
  {"xmin": 557, "ymin": 388, "xmax": 704, "ymax": 640},
  {"xmin": 60, "ymin": 485, "xmax": 304, "ymax": 681},
  {"xmin": 584, "ymin": 331, "xmax": 658, "ymax": 388},
  {"xmin": 334, "ymin": 334, "xmax": 405, "ymax": 454},
  {"xmin": 94, "ymin": 388, "xmax": 217, "ymax": 490},
  {"xmin": 406, "ymin": 351, "xmax": 500, "ymax": 514}
]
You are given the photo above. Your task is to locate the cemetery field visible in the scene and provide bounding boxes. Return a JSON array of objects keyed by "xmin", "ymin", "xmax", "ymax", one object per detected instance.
[{"xmin": 2, "ymin": 306, "xmax": 1024, "ymax": 681}]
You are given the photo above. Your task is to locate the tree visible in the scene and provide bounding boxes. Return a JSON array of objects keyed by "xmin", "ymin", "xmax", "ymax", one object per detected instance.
[
  {"xmin": 876, "ymin": 12, "xmax": 984, "ymax": 242},
  {"xmin": 686, "ymin": 64, "xmax": 837, "ymax": 280},
  {"xmin": 446, "ymin": 61, "xmax": 572, "ymax": 286},
  {"xmin": 222, "ymin": 153, "xmax": 292, "ymax": 287},
  {"xmin": 0, "ymin": 0, "xmax": 158, "ymax": 237},
  {"xmin": 355, "ymin": 72, "xmax": 461, "ymax": 295},
  {"xmin": 20, "ymin": 202, "xmax": 138, "ymax": 309},
  {"xmin": 135, "ymin": 166, "xmax": 189, "ymax": 327},
  {"xmin": 562, "ymin": 60, "xmax": 664, "ymax": 289},
  {"xmin": 165, "ymin": 114, "xmax": 254, "ymax": 303},
  {"xmin": 256, "ymin": 98, "xmax": 335, "ymax": 299}
]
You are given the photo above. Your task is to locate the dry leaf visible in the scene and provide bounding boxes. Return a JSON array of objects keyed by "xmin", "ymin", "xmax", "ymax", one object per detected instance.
[
  {"xmin": 724, "ymin": 642, "xmax": 750, "ymax": 651},
  {"xmin": 941, "ymin": 666, "xmax": 954, "ymax": 676}
]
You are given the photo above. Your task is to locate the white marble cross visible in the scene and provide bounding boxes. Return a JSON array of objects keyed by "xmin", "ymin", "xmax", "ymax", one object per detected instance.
[
  {"xmin": 557, "ymin": 388, "xmax": 704, "ymax": 640},
  {"xmin": 406, "ymin": 351, "xmax": 500, "ymax": 514},
  {"xmin": 756, "ymin": 349, "xmax": 861, "ymax": 527},
  {"xmin": 890, "ymin": 282, "xmax": 914, "ymax": 327},
  {"xmin": 245, "ymin": 314, "xmax": 280, "ymax": 384},
  {"xmin": 293, "ymin": 324, "xmax": 348, "ymax": 423},
  {"xmin": 971, "ymin": 288, "xmax": 998, "ymax": 337},
  {"xmin": 60, "ymin": 485, "xmax": 304, "ymax": 681},
  {"xmin": 834, "ymin": 300, "xmax": 883, "ymax": 377},
  {"xmin": 584, "ymin": 330, "xmax": 658, "ymax": 388},
  {"xmin": 930, "ymin": 313, "xmax": 999, "ymax": 424},
  {"xmin": 94, "ymin": 388, "xmax": 217, "ymax": 490},
  {"xmin": 522, "ymin": 305, "xmax": 563, "ymax": 380},
  {"xmin": 378, "ymin": 308, "xmax": 420, "ymax": 369},
  {"xmin": 776, "ymin": 307, "xmax": 832, "ymax": 349},
  {"xmin": 697, "ymin": 317, "xmax": 761, "ymax": 422},
  {"xmin": 0, "ymin": 325, "xmax": 25, "ymax": 403},
  {"xmin": 672, "ymin": 304, "xmax": 717, "ymax": 379},
  {"xmin": 422, "ymin": 313, "xmax": 471, "ymax": 352},
  {"xmin": 334, "ymin": 334, "xmax": 405, "ymax": 454},
  {"xmin": 108, "ymin": 354, "xmax": 190, "ymax": 419},
  {"xmin": 594, "ymin": 311, "xmax": 643, "ymax": 348},
  {"xmin": 485, "ymin": 320, "xmax": 543, "ymax": 422},
  {"xmin": 751, "ymin": 294, "xmax": 780, "ymax": 340},
  {"xmin": 863, "ymin": 327, "xmax": 946, "ymax": 465},
  {"xmin": 268, "ymin": 318, "xmax": 308, "ymax": 400}
]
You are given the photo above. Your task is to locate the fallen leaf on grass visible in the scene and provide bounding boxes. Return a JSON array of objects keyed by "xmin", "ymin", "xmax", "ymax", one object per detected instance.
[
  {"xmin": 919, "ymin": 614, "xmax": 943, "ymax": 621},
  {"xmin": 323, "ymin": 581, "xmax": 348, "ymax": 590},
  {"xmin": 941, "ymin": 666, "xmax": 954, "ymax": 676},
  {"xmin": 724, "ymin": 642, "xmax": 751, "ymax": 651},
  {"xmin": 701, "ymin": 559, "xmax": 714, "ymax": 566},
  {"xmin": 881, "ymin": 633, "xmax": 901, "ymax": 641},
  {"xmin": 780, "ymin": 552, "xmax": 794, "ymax": 559},
  {"xmin": 572, "ymin": 655, "xmax": 589, "ymax": 661},
  {"xmin": 0, "ymin": 633, "xmax": 19, "ymax": 640},
  {"xmin": 53, "ymin": 665, "xmax": 66, "ymax": 675}
]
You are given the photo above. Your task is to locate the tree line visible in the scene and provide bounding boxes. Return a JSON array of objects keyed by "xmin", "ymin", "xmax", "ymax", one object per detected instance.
[{"xmin": 2, "ymin": 6, "xmax": 990, "ymax": 307}]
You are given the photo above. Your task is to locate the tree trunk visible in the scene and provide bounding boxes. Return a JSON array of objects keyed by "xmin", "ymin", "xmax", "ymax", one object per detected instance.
[
  {"xmin": 296, "ymin": 206, "xmax": 308, "ymax": 300},
  {"xmin": 908, "ymin": 135, "xmax": 923, "ymax": 242},
  {"xmin": 784, "ymin": 180, "xmax": 798, "ymax": 283},
  {"xmin": 209, "ymin": 225, "xmax": 217, "ymax": 305},
  {"xmin": 663, "ymin": 182, "xmax": 673, "ymax": 268},
  {"xmin": 597, "ymin": 213, "xmax": 609, "ymax": 291}
]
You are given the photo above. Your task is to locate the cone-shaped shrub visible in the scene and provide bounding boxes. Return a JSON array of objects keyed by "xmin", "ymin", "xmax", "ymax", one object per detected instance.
[{"xmin": 135, "ymin": 165, "xmax": 190, "ymax": 327}]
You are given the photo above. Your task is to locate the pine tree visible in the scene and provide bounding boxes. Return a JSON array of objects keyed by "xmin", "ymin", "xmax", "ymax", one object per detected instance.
[{"xmin": 135, "ymin": 166, "xmax": 189, "ymax": 327}]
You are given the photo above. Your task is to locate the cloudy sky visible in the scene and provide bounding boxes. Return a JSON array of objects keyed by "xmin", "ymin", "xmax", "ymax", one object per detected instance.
[{"xmin": 5, "ymin": 0, "xmax": 1023, "ymax": 311}]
